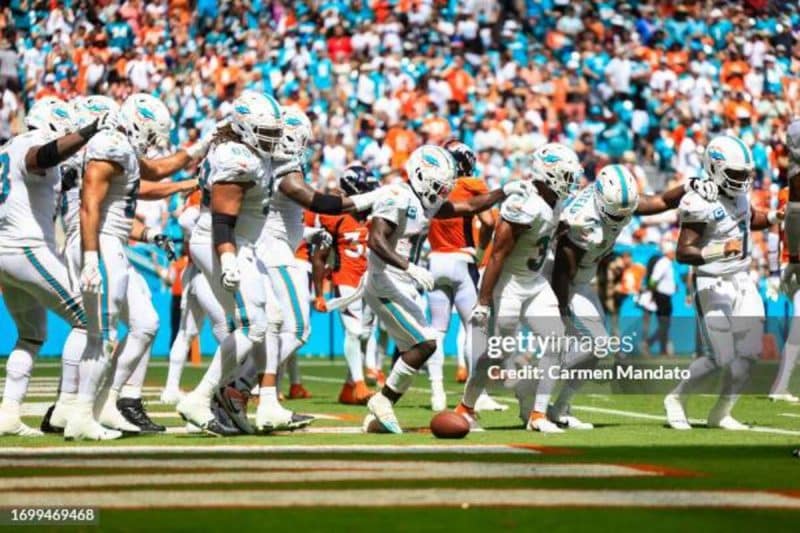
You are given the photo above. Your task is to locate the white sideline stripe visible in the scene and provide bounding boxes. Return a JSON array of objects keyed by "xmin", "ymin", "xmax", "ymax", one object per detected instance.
[
  {"xmin": 572, "ymin": 405, "xmax": 800, "ymax": 436},
  {"xmin": 162, "ymin": 426, "xmax": 364, "ymax": 435},
  {"xmin": 1, "ymin": 489, "xmax": 798, "ymax": 509},
  {"xmin": 780, "ymin": 413, "xmax": 800, "ymax": 418},
  {"xmin": 0, "ymin": 444, "xmax": 538, "ymax": 456},
  {"xmin": 0, "ymin": 463, "xmax": 655, "ymax": 490},
  {"xmin": 27, "ymin": 360, "xmax": 344, "ymax": 369}
]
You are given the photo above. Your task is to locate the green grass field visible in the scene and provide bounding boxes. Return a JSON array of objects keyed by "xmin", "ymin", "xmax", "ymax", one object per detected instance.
[{"xmin": 2, "ymin": 358, "xmax": 800, "ymax": 531}]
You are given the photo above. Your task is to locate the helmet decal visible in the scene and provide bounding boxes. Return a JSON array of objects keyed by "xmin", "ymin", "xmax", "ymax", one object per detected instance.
[
  {"xmin": 137, "ymin": 105, "xmax": 156, "ymax": 120},
  {"xmin": 234, "ymin": 105, "xmax": 251, "ymax": 115}
]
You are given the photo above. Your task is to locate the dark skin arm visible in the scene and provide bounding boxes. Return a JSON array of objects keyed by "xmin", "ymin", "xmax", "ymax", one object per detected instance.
[
  {"xmin": 635, "ymin": 184, "xmax": 686, "ymax": 215},
  {"xmin": 477, "ymin": 209, "xmax": 495, "ymax": 249},
  {"xmin": 138, "ymin": 178, "xmax": 198, "ymax": 200},
  {"xmin": 211, "ymin": 181, "xmax": 250, "ymax": 257},
  {"xmin": 552, "ymin": 235, "xmax": 584, "ymax": 315},
  {"xmin": 676, "ymin": 222, "xmax": 742, "ymax": 265},
  {"xmin": 25, "ymin": 128, "xmax": 96, "ymax": 173},
  {"xmin": 139, "ymin": 150, "xmax": 194, "ymax": 182},
  {"xmin": 750, "ymin": 206, "xmax": 783, "ymax": 230},
  {"xmin": 311, "ymin": 240, "xmax": 331, "ymax": 299},
  {"xmin": 477, "ymin": 218, "xmax": 525, "ymax": 306},
  {"xmin": 80, "ymin": 159, "xmax": 118, "ymax": 253},
  {"xmin": 367, "ymin": 217, "xmax": 408, "ymax": 270},
  {"xmin": 434, "ymin": 189, "xmax": 506, "ymax": 219},
  {"xmin": 279, "ymin": 171, "xmax": 362, "ymax": 213}
]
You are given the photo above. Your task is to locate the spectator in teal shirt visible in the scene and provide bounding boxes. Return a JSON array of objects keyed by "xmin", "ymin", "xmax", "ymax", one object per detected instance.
[{"xmin": 106, "ymin": 12, "xmax": 134, "ymax": 53}]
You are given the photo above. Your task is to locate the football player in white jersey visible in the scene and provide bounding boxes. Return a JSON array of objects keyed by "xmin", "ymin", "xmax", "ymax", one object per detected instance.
[
  {"xmin": 543, "ymin": 161, "xmax": 720, "ymax": 430},
  {"xmin": 177, "ymin": 96, "xmax": 380, "ymax": 435},
  {"xmin": 663, "ymin": 135, "xmax": 779, "ymax": 430},
  {"xmin": 363, "ymin": 144, "xmax": 531, "ymax": 434},
  {"xmin": 453, "ymin": 143, "xmax": 581, "ymax": 433},
  {"xmin": 71, "ymin": 93, "xmax": 209, "ymax": 440},
  {"xmin": 0, "ymin": 96, "xmax": 113, "ymax": 436}
]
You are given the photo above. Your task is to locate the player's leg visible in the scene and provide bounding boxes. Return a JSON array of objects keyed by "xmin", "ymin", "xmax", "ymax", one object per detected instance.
[
  {"xmin": 428, "ymin": 255, "xmax": 455, "ymax": 410},
  {"xmin": 365, "ymin": 318, "xmax": 388, "ymax": 386},
  {"xmin": 707, "ymin": 278, "xmax": 764, "ymax": 429},
  {"xmin": 0, "ymin": 274, "xmax": 46, "ymax": 436},
  {"xmin": 363, "ymin": 282, "xmax": 438, "ymax": 433},
  {"xmin": 338, "ymin": 285, "xmax": 373, "ymax": 404},
  {"xmin": 770, "ymin": 289, "xmax": 800, "ymax": 401},
  {"xmin": 163, "ymin": 264, "xmax": 201, "ymax": 403}
]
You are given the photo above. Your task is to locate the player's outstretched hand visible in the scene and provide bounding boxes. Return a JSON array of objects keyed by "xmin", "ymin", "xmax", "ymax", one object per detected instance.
[
  {"xmin": 686, "ymin": 176, "xmax": 718, "ymax": 202},
  {"xmin": 469, "ymin": 304, "xmax": 490, "ymax": 329},
  {"xmin": 313, "ymin": 295, "xmax": 328, "ymax": 312},
  {"xmin": 407, "ymin": 263, "xmax": 434, "ymax": 292}
]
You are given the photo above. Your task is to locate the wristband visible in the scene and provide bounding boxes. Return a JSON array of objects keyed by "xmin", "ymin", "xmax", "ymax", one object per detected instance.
[
  {"xmin": 700, "ymin": 242, "xmax": 726, "ymax": 263},
  {"xmin": 83, "ymin": 251, "xmax": 99, "ymax": 267},
  {"xmin": 141, "ymin": 228, "xmax": 153, "ymax": 243}
]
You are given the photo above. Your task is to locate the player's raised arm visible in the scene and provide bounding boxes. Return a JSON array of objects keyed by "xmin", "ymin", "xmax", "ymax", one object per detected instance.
[
  {"xmin": 23, "ymin": 97, "xmax": 108, "ymax": 173},
  {"xmin": 750, "ymin": 206, "xmax": 783, "ymax": 231},
  {"xmin": 434, "ymin": 181, "xmax": 532, "ymax": 219},
  {"xmin": 139, "ymin": 142, "xmax": 209, "ymax": 181},
  {"xmin": 138, "ymin": 177, "xmax": 198, "ymax": 200},
  {"xmin": 636, "ymin": 177, "xmax": 719, "ymax": 215}
]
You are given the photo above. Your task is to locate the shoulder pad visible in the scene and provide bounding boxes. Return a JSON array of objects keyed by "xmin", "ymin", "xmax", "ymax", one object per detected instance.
[
  {"xmin": 500, "ymin": 191, "xmax": 542, "ymax": 226},
  {"xmin": 85, "ymin": 130, "xmax": 134, "ymax": 165},
  {"xmin": 679, "ymin": 191, "xmax": 713, "ymax": 224},
  {"xmin": 563, "ymin": 201, "xmax": 603, "ymax": 249},
  {"xmin": 208, "ymin": 142, "xmax": 261, "ymax": 183},
  {"xmin": 273, "ymin": 158, "xmax": 302, "ymax": 179}
]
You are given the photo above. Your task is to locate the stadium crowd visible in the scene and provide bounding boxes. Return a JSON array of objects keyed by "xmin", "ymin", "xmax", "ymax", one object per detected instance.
[{"xmin": 0, "ymin": 0, "xmax": 798, "ymax": 334}]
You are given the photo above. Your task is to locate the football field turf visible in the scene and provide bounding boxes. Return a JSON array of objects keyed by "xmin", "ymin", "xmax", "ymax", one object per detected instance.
[{"xmin": 1, "ymin": 359, "xmax": 800, "ymax": 531}]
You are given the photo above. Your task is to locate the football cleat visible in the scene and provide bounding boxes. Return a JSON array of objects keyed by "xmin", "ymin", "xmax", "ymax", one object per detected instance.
[
  {"xmin": 455, "ymin": 366, "xmax": 468, "ymax": 383},
  {"xmin": 176, "ymin": 393, "xmax": 215, "ymax": 430},
  {"xmin": 203, "ymin": 418, "xmax": 243, "ymax": 437},
  {"xmin": 64, "ymin": 403, "xmax": 122, "ymax": 441},
  {"xmin": 288, "ymin": 384, "xmax": 312, "ymax": 399},
  {"xmin": 707, "ymin": 414, "xmax": 750, "ymax": 431},
  {"xmin": 664, "ymin": 394, "xmax": 691, "ymax": 430},
  {"xmin": 160, "ymin": 388, "xmax": 184, "ymax": 405},
  {"xmin": 98, "ymin": 393, "xmax": 141, "ymax": 433},
  {"xmin": 430, "ymin": 381, "xmax": 447, "ymax": 412},
  {"xmin": 365, "ymin": 369, "xmax": 386, "ymax": 387},
  {"xmin": 769, "ymin": 393, "xmax": 800, "ymax": 403},
  {"xmin": 547, "ymin": 406, "xmax": 593, "ymax": 430},
  {"xmin": 366, "ymin": 392, "xmax": 402, "ymax": 434},
  {"xmin": 117, "ymin": 398, "xmax": 166, "ymax": 433},
  {"xmin": 49, "ymin": 398, "xmax": 73, "ymax": 430},
  {"xmin": 526, "ymin": 412, "xmax": 565, "ymax": 434},
  {"xmin": 0, "ymin": 409, "xmax": 43, "ymax": 437},
  {"xmin": 338, "ymin": 381, "xmax": 374, "ymax": 405},
  {"xmin": 474, "ymin": 393, "xmax": 509, "ymax": 412},
  {"xmin": 455, "ymin": 402, "xmax": 483, "ymax": 431},
  {"xmin": 40, "ymin": 404, "xmax": 63, "ymax": 434},
  {"xmin": 213, "ymin": 386, "xmax": 254, "ymax": 434}
]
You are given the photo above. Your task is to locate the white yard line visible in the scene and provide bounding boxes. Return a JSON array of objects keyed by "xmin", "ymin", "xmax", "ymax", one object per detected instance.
[
  {"xmin": 0, "ymin": 444, "xmax": 539, "ymax": 456},
  {"xmin": 1, "ymin": 488, "xmax": 798, "ymax": 509}
]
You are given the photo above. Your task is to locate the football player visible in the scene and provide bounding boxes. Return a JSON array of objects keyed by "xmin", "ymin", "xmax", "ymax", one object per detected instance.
[
  {"xmin": 0, "ymin": 97, "xmax": 108, "ymax": 437},
  {"xmin": 454, "ymin": 143, "xmax": 581, "ymax": 433},
  {"xmin": 73, "ymin": 93, "xmax": 208, "ymax": 440},
  {"xmin": 664, "ymin": 136, "xmax": 780, "ymax": 430},
  {"xmin": 363, "ymin": 144, "xmax": 530, "ymax": 433},
  {"xmin": 547, "ymin": 164, "xmax": 720, "ymax": 432},
  {"xmin": 312, "ymin": 164, "xmax": 378, "ymax": 405}
]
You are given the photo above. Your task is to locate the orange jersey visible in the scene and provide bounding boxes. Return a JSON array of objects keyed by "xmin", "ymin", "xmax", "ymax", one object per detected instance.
[
  {"xmin": 319, "ymin": 214, "xmax": 368, "ymax": 288},
  {"xmin": 428, "ymin": 178, "xmax": 489, "ymax": 256},
  {"xmin": 295, "ymin": 211, "xmax": 320, "ymax": 263}
]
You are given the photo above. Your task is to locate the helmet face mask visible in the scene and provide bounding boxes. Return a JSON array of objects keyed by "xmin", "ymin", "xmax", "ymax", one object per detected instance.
[
  {"xmin": 274, "ymin": 107, "xmax": 311, "ymax": 161},
  {"xmin": 119, "ymin": 93, "xmax": 171, "ymax": 155},
  {"xmin": 406, "ymin": 145, "xmax": 456, "ymax": 211},
  {"xmin": 704, "ymin": 136, "xmax": 754, "ymax": 197},
  {"xmin": 230, "ymin": 91, "xmax": 283, "ymax": 158},
  {"xmin": 529, "ymin": 143, "xmax": 582, "ymax": 199}
]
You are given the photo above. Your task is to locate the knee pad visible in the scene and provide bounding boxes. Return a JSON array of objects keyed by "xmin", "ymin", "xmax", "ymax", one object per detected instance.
[{"xmin": 129, "ymin": 314, "xmax": 159, "ymax": 341}]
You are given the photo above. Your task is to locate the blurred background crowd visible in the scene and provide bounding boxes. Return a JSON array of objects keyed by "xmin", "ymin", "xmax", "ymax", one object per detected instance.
[{"xmin": 0, "ymin": 0, "xmax": 797, "ymax": 355}]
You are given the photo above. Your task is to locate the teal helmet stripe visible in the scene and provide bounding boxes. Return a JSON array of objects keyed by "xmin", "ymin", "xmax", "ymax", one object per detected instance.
[
  {"xmin": 264, "ymin": 94, "xmax": 281, "ymax": 119},
  {"xmin": 725, "ymin": 135, "xmax": 751, "ymax": 164},
  {"xmin": 612, "ymin": 165, "xmax": 629, "ymax": 207}
]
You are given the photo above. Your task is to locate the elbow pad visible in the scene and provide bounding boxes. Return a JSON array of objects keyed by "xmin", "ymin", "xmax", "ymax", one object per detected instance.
[
  {"xmin": 35, "ymin": 140, "xmax": 62, "ymax": 169},
  {"xmin": 309, "ymin": 192, "xmax": 344, "ymax": 215},
  {"xmin": 212, "ymin": 213, "xmax": 237, "ymax": 247}
]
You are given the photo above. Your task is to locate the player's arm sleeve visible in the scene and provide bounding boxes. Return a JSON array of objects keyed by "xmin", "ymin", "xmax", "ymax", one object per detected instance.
[
  {"xmin": 563, "ymin": 208, "xmax": 602, "ymax": 250},
  {"xmin": 370, "ymin": 189, "xmax": 407, "ymax": 226},
  {"xmin": 208, "ymin": 143, "xmax": 258, "ymax": 184},
  {"xmin": 499, "ymin": 193, "xmax": 535, "ymax": 226},
  {"xmin": 177, "ymin": 205, "xmax": 200, "ymax": 233},
  {"xmin": 677, "ymin": 192, "xmax": 711, "ymax": 225}
]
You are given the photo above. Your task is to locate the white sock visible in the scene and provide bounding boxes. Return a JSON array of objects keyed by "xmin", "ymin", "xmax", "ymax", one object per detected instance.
[
  {"xmin": 121, "ymin": 348, "xmax": 150, "ymax": 400},
  {"xmin": 258, "ymin": 386, "xmax": 281, "ymax": 410},
  {"xmin": 111, "ymin": 334, "xmax": 151, "ymax": 392},
  {"xmin": 456, "ymin": 323, "xmax": 467, "ymax": 369},
  {"xmin": 193, "ymin": 349, "xmax": 222, "ymax": 401},
  {"xmin": 219, "ymin": 330, "xmax": 254, "ymax": 381},
  {"xmin": 265, "ymin": 331, "xmax": 280, "ymax": 374},
  {"xmin": 533, "ymin": 352, "xmax": 562, "ymax": 413},
  {"xmin": 672, "ymin": 356, "xmax": 718, "ymax": 396},
  {"xmin": 461, "ymin": 354, "xmax": 491, "ymax": 409},
  {"xmin": 60, "ymin": 328, "xmax": 85, "ymax": 394},
  {"xmin": 2, "ymin": 340, "xmax": 38, "ymax": 406},
  {"xmin": 385, "ymin": 358, "xmax": 417, "ymax": 396},
  {"xmin": 427, "ymin": 332, "xmax": 444, "ymax": 382},
  {"xmin": 165, "ymin": 330, "xmax": 191, "ymax": 392},
  {"xmin": 365, "ymin": 328, "xmax": 378, "ymax": 370},
  {"xmin": 344, "ymin": 332, "xmax": 364, "ymax": 382},
  {"xmin": 77, "ymin": 338, "xmax": 112, "ymax": 404}
]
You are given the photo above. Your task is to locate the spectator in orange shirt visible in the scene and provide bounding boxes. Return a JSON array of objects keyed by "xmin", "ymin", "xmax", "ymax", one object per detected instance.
[
  {"xmin": 721, "ymin": 49, "xmax": 750, "ymax": 91},
  {"xmin": 385, "ymin": 123, "xmax": 418, "ymax": 170},
  {"xmin": 443, "ymin": 56, "xmax": 474, "ymax": 104}
]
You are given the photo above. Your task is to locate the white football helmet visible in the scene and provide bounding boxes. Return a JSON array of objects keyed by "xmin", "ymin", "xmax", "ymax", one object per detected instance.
[
  {"xmin": 406, "ymin": 145, "xmax": 457, "ymax": 210},
  {"xmin": 118, "ymin": 93, "xmax": 171, "ymax": 155},
  {"xmin": 594, "ymin": 164, "xmax": 639, "ymax": 222},
  {"xmin": 25, "ymin": 97, "xmax": 74, "ymax": 139},
  {"xmin": 72, "ymin": 95, "xmax": 120, "ymax": 127},
  {"xmin": 274, "ymin": 105, "xmax": 312, "ymax": 161},
  {"xmin": 703, "ymin": 135, "xmax": 754, "ymax": 196},
  {"xmin": 230, "ymin": 90, "xmax": 283, "ymax": 157},
  {"xmin": 527, "ymin": 142, "xmax": 582, "ymax": 199}
]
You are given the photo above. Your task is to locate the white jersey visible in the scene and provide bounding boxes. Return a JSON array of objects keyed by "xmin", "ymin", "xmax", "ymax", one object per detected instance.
[
  {"xmin": 58, "ymin": 151, "xmax": 83, "ymax": 240},
  {"xmin": 0, "ymin": 130, "xmax": 62, "ymax": 248},
  {"xmin": 193, "ymin": 141, "xmax": 276, "ymax": 246},
  {"xmin": 498, "ymin": 188, "xmax": 560, "ymax": 278},
  {"xmin": 679, "ymin": 190, "xmax": 751, "ymax": 277},
  {"xmin": 367, "ymin": 183, "xmax": 436, "ymax": 284},
  {"xmin": 562, "ymin": 186, "xmax": 630, "ymax": 284},
  {"xmin": 84, "ymin": 129, "xmax": 140, "ymax": 241},
  {"xmin": 258, "ymin": 159, "xmax": 305, "ymax": 267}
]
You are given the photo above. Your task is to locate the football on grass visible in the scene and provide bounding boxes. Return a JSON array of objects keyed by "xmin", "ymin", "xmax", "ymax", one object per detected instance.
[{"xmin": 430, "ymin": 411, "xmax": 470, "ymax": 439}]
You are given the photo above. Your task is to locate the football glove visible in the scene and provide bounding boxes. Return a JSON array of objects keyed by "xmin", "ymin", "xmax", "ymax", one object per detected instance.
[
  {"xmin": 219, "ymin": 252, "xmax": 241, "ymax": 292},
  {"xmin": 406, "ymin": 263, "xmax": 434, "ymax": 292},
  {"xmin": 80, "ymin": 251, "xmax": 103, "ymax": 294}
]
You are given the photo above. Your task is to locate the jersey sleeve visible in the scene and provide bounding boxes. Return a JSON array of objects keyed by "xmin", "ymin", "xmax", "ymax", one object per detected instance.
[
  {"xmin": 564, "ymin": 206, "xmax": 603, "ymax": 250},
  {"xmin": 500, "ymin": 192, "xmax": 542, "ymax": 226},
  {"xmin": 85, "ymin": 130, "xmax": 134, "ymax": 167},
  {"xmin": 678, "ymin": 191, "xmax": 713, "ymax": 225},
  {"xmin": 273, "ymin": 157, "xmax": 302, "ymax": 180},
  {"xmin": 207, "ymin": 142, "xmax": 260, "ymax": 184},
  {"xmin": 460, "ymin": 177, "xmax": 489, "ymax": 195},
  {"xmin": 371, "ymin": 185, "xmax": 409, "ymax": 226}
]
